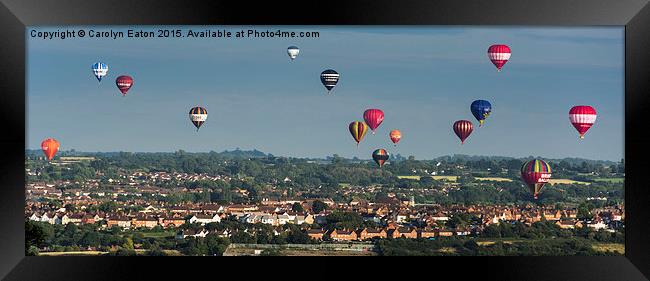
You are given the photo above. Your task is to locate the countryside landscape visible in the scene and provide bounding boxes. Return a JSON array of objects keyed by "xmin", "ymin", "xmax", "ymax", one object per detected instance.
[{"xmin": 25, "ymin": 149, "xmax": 624, "ymax": 256}]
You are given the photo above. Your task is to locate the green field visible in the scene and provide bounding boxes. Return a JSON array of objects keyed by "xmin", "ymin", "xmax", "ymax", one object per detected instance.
[
  {"xmin": 593, "ymin": 178, "xmax": 624, "ymax": 184},
  {"xmin": 475, "ymin": 177, "xmax": 513, "ymax": 182},
  {"xmin": 548, "ymin": 179, "xmax": 591, "ymax": 185},
  {"xmin": 140, "ymin": 231, "xmax": 175, "ymax": 238},
  {"xmin": 398, "ymin": 175, "xmax": 458, "ymax": 181}
]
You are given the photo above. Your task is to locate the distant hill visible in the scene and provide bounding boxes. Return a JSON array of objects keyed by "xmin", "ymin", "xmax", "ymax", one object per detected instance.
[
  {"xmin": 25, "ymin": 148, "xmax": 272, "ymax": 159},
  {"xmin": 432, "ymin": 154, "xmax": 619, "ymax": 166},
  {"xmin": 25, "ymin": 149, "xmax": 618, "ymax": 165}
]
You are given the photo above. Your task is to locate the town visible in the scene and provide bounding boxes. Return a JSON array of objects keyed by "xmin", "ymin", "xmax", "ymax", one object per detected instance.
[{"xmin": 25, "ymin": 150, "xmax": 625, "ymax": 256}]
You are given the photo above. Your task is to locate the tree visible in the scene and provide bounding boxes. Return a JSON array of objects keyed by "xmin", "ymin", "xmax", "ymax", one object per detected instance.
[
  {"xmin": 291, "ymin": 202, "xmax": 304, "ymax": 213},
  {"xmin": 122, "ymin": 237, "xmax": 134, "ymax": 250},
  {"xmin": 312, "ymin": 200, "xmax": 327, "ymax": 214},
  {"xmin": 25, "ymin": 221, "xmax": 52, "ymax": 255}
]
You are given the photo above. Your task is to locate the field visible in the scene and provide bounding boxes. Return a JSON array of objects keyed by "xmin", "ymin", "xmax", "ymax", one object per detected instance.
[
  {"xmin": 398, "ymin": 175, "xmax": 458, "ymax": 181},
  {"xmin": 548, "ymin": 179, "xmax": 591, "ymax": 185},
  {"xmin": 223, "ymin": 243, "xmax": 376, "ymax": 256},
  {"xmin": 39, "ymin": 249, "xmax": 182, "ymax": 256},
  {"xmin": 475, "ymin": 177, "xmax": 513, "ymax": 182},
  {"xmin": 592, "ymin": 243, "xmax": 625, "ymax": 254},
  {"xmin": 141, "ymin": 231, "xmax": 175, "ymax": 238},
  {"xmin": 593, "ymin": 178, "xmax": 624, "ymax": 184},
  {"xmin": 39, "ymin": 251, "xmax": 107, "ymax": 256}
]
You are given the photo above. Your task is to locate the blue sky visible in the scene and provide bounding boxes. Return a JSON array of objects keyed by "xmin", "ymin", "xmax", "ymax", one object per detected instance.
[{"xmin": 27, "ymin": 26, "xmax": 624, "ymax": 161}]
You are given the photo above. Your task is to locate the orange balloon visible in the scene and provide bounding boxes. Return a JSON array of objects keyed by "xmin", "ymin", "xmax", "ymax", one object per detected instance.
[
  {"xmin": 41, "ymin": 138, "xmax": 60, "ymax": 160},
  {"xmin": 389, "ymin": 129, "xmax": 401, "ymax": 145}
]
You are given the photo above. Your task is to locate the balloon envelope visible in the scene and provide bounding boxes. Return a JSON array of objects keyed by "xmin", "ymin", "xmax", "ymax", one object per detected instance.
[
  {"xmin": 453, "ymin": 120, "xmax": 473, "ymax": 144},
  {"xmin": 521, "ymin": 159, "xmax": 552, "ymax": 199},
  {"xmin": 569, "ymin": 105, "xmax": 597, "ymax": 139},
  {"xmin": 372, "ymin": 149, "xmax": 389, "ymax": 168},
  {"xmin": 92, "ymin": 62, "xmax": 108, "ymax": 82},
  {"xmin": 349, "ymin": 121, "xmax": 369, "ymax": 146},
  {"xmin": 389, "ymin": 130, "xmax": 401, "ymax": 145},
  {"xmin": 287, "ymin": 46, "xmax": 300, "ymax": 60},
  {"xmin": 41, "ymin": 138, "xmax": 60, "ymax": 161},
  {"xmin": 363, "ymin": 109, "xmax": 384, "ymax": 133},
  {"xmin": 189, "ymin": 106, "xmax": 208, "ymax": 131},
  {"xmin": 320, "ymin": 69, "xmax": 339, "ymax": 92},
  {"xmin": 487, "ymin": 44, "xmax": 511, "ymax": 71},
  {"xmin": 470, "ymin": 100, "xmax": 492, "ymax": 127},
  {"xmin": 116, "ymin": 75, "xmax": 133, "ymax": 96}
]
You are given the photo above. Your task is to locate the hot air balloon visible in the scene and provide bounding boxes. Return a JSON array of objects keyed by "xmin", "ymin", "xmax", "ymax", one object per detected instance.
[
  {"xmin": 470, "ymin": 100, "xmax": 492, "ymax": 127},
  {"xmin": 569, "ymin": 105, "xmax": 597, "ymax": 139},
  {"xmin": 363, "ymin": 109, "xmax": 384, "ymax": 134},
  {"xmin": 372, "ymin": 149, "xmax": 389, "ymax": 168},
  {"xmin": 349, "ymin": 121, "xmax": 369, "ymax": 146},
  {"xmin": 287, "ymin": 46, "xmax": 300, "ymax": 61},
  {"xmin": 389, "ymin": 130, "xmax": 401, "ymax": 146},
  {"xmin": 92, "ymin": 62, "xmax": 108, "ymax": 82},
  {"xmin": 453, "ymin": 120, "xmax": 473, "ymax": 145},
  {"xmin": 320, "ymin": 69, "xmax": 339, "ymax": 93},
  {"xmin": 521, "ymin": 159, "xmax": 552, "ymax": 199},
  {"xmin": 41, "ymin": 138, "xmax": 60, "ymax": 161},
  {"xmin": 116, "ymin": 75, "xmax": 133, "ymax": 96},
  {"xmin": 487, "ymin": 44, "xmax": 511, "ymax": 72},
  {"xmin": 189, "ymin": 106, "xmax": 208, "ymax": 131}
]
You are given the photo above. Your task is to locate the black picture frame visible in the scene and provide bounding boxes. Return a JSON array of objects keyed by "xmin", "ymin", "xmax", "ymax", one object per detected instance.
[{"xmin": 1, "ymin": 0, "xmax": 649, "ymax": 280}]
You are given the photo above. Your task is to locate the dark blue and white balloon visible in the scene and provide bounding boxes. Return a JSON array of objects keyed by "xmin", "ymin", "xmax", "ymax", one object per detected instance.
[
  {"xmin": 287, "ymin": 46, "xmax": 300, "ymax": 61},
  {"xmin": 470, "ymin": 99, "xmax": 492, "ymax": 127},
  {"xmin": 320, "ymin": 69, "xmax": 339, "ymax": 94},
  {"xmin": 92, "ymin": 62, "xmax": 109, "ymax": 82}
]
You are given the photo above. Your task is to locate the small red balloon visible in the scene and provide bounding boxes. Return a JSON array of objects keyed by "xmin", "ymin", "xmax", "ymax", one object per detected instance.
[{"xmin": 116, "ymin": 75, "xmax": 133, "ymax": 96}]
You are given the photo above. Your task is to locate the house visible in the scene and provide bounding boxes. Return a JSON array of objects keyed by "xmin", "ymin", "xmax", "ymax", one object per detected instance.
[
  {"xmin": 277, "ymin": 214, "xmax": 291, "ymax": 225},
  {"xmin": 63, "ymin": 213, "xmax": 84, "ymax": 225},
  {"xmin": 260, "ymin": 214, "xmax": 278, "ymax": 226},
  {"xmin": 307, "ymin": 229, "xmax": 326, "ymax": 241},
  {"xmin": 395, "ymin": 212, "xmax": 409, "ymax": 223},
  {"xmin": 28, "ymin": 212, "xmax": 41, "ymax": 222},
  {"xmin": 437, "ymin": 230, "xmax": 454, "ymax": 237},
  {"xmin": 176, "ymin": 228, "xmax": 210, "ymax": 239},
  {"xmin": 391, "ymin": 227, "xmax": 418, "ymax": 239},
  {"xmin": 418, "ymin": 228, "xmax": 437, "ymax": 239},
  {"xmin": 329, "ymin": 229, "xmax": 358, "ymax": 241},
  {"xmin": 160, "ymin": 216, "xmax": 186, "ymax": 228},
  {"xmin": 431, "ymin": 212, "xmax": 449, "ymax": 221},
  {"xmin": 132, "ymin": 216, "xmax": 159, "ymax": 228},
  {"xmin": 555, "ymin": 220, "xmax": 583, "ymax": 229},
  {"xmin": 358, "ymin": 228, "xmax": 387, "ymax": 240},
  {"xmin": 227, "ymin": 204, "xmax": 258, "ymax": 213},
  {"xmin": 106, "ymin": 215, "xmax": 132, "ymax": 229},
  {"xmin": 189, "ymin": 213, "xmax": 221, "ymax": 225},
  {"xmin": 81, "ymin": 214, "xmax": 96, "ymax": 225},
  {"xmin": 40, "ymin": 212, "xmax": 55, "ymax": 224},
  {"xmin": 587, "ymin": 218, "xmax": 608, "ymax": 230}
]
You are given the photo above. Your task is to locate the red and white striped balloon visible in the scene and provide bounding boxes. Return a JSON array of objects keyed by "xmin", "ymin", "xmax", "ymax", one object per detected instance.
[
  {"xmin": 569, "ymin": 106, "xmax": 597, "ymax": 139},
  {"xmin": 453, "ymin": 120, "xmax": 473, "ymax": 145},
  {"xmin": 487, "ymin": 44, "xmax": 511, "ymax": 72}
]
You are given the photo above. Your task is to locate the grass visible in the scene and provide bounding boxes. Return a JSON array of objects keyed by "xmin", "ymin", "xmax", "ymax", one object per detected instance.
[
  {"xmin": 475, "ymin": 177, "xmax": 513, "ymax": 182},
  {"xmin": 438, "ymin": 247, "xmax": 457, "ymax": 254},
  {"xmin": 397, "ymin": 175, "xmax": 458, "ymax": 181},
  {"xmin": 39, "ymin": 251, "xmax": 107, "ymax": 256},
  {"xmin": 475, "ymin": 238, "xmax": 525, "ymax": 246},
  {"xmin": 548, "ymin": 179, "xmax": 591, "ymax": 185},
  {"xmin": 140, "ymin": 231, "xmax": 175, "ymax": 238},
  {"xmin": 397, "ymin": 175, "xmax": 421, "ymax": 180},
  {"xmin": 592, "ymin": 243, "xmax": 625, "ymax": 254},
  {"xmin": 593, "ymin": 178, "xmax": 624, "ymax": 184}
]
